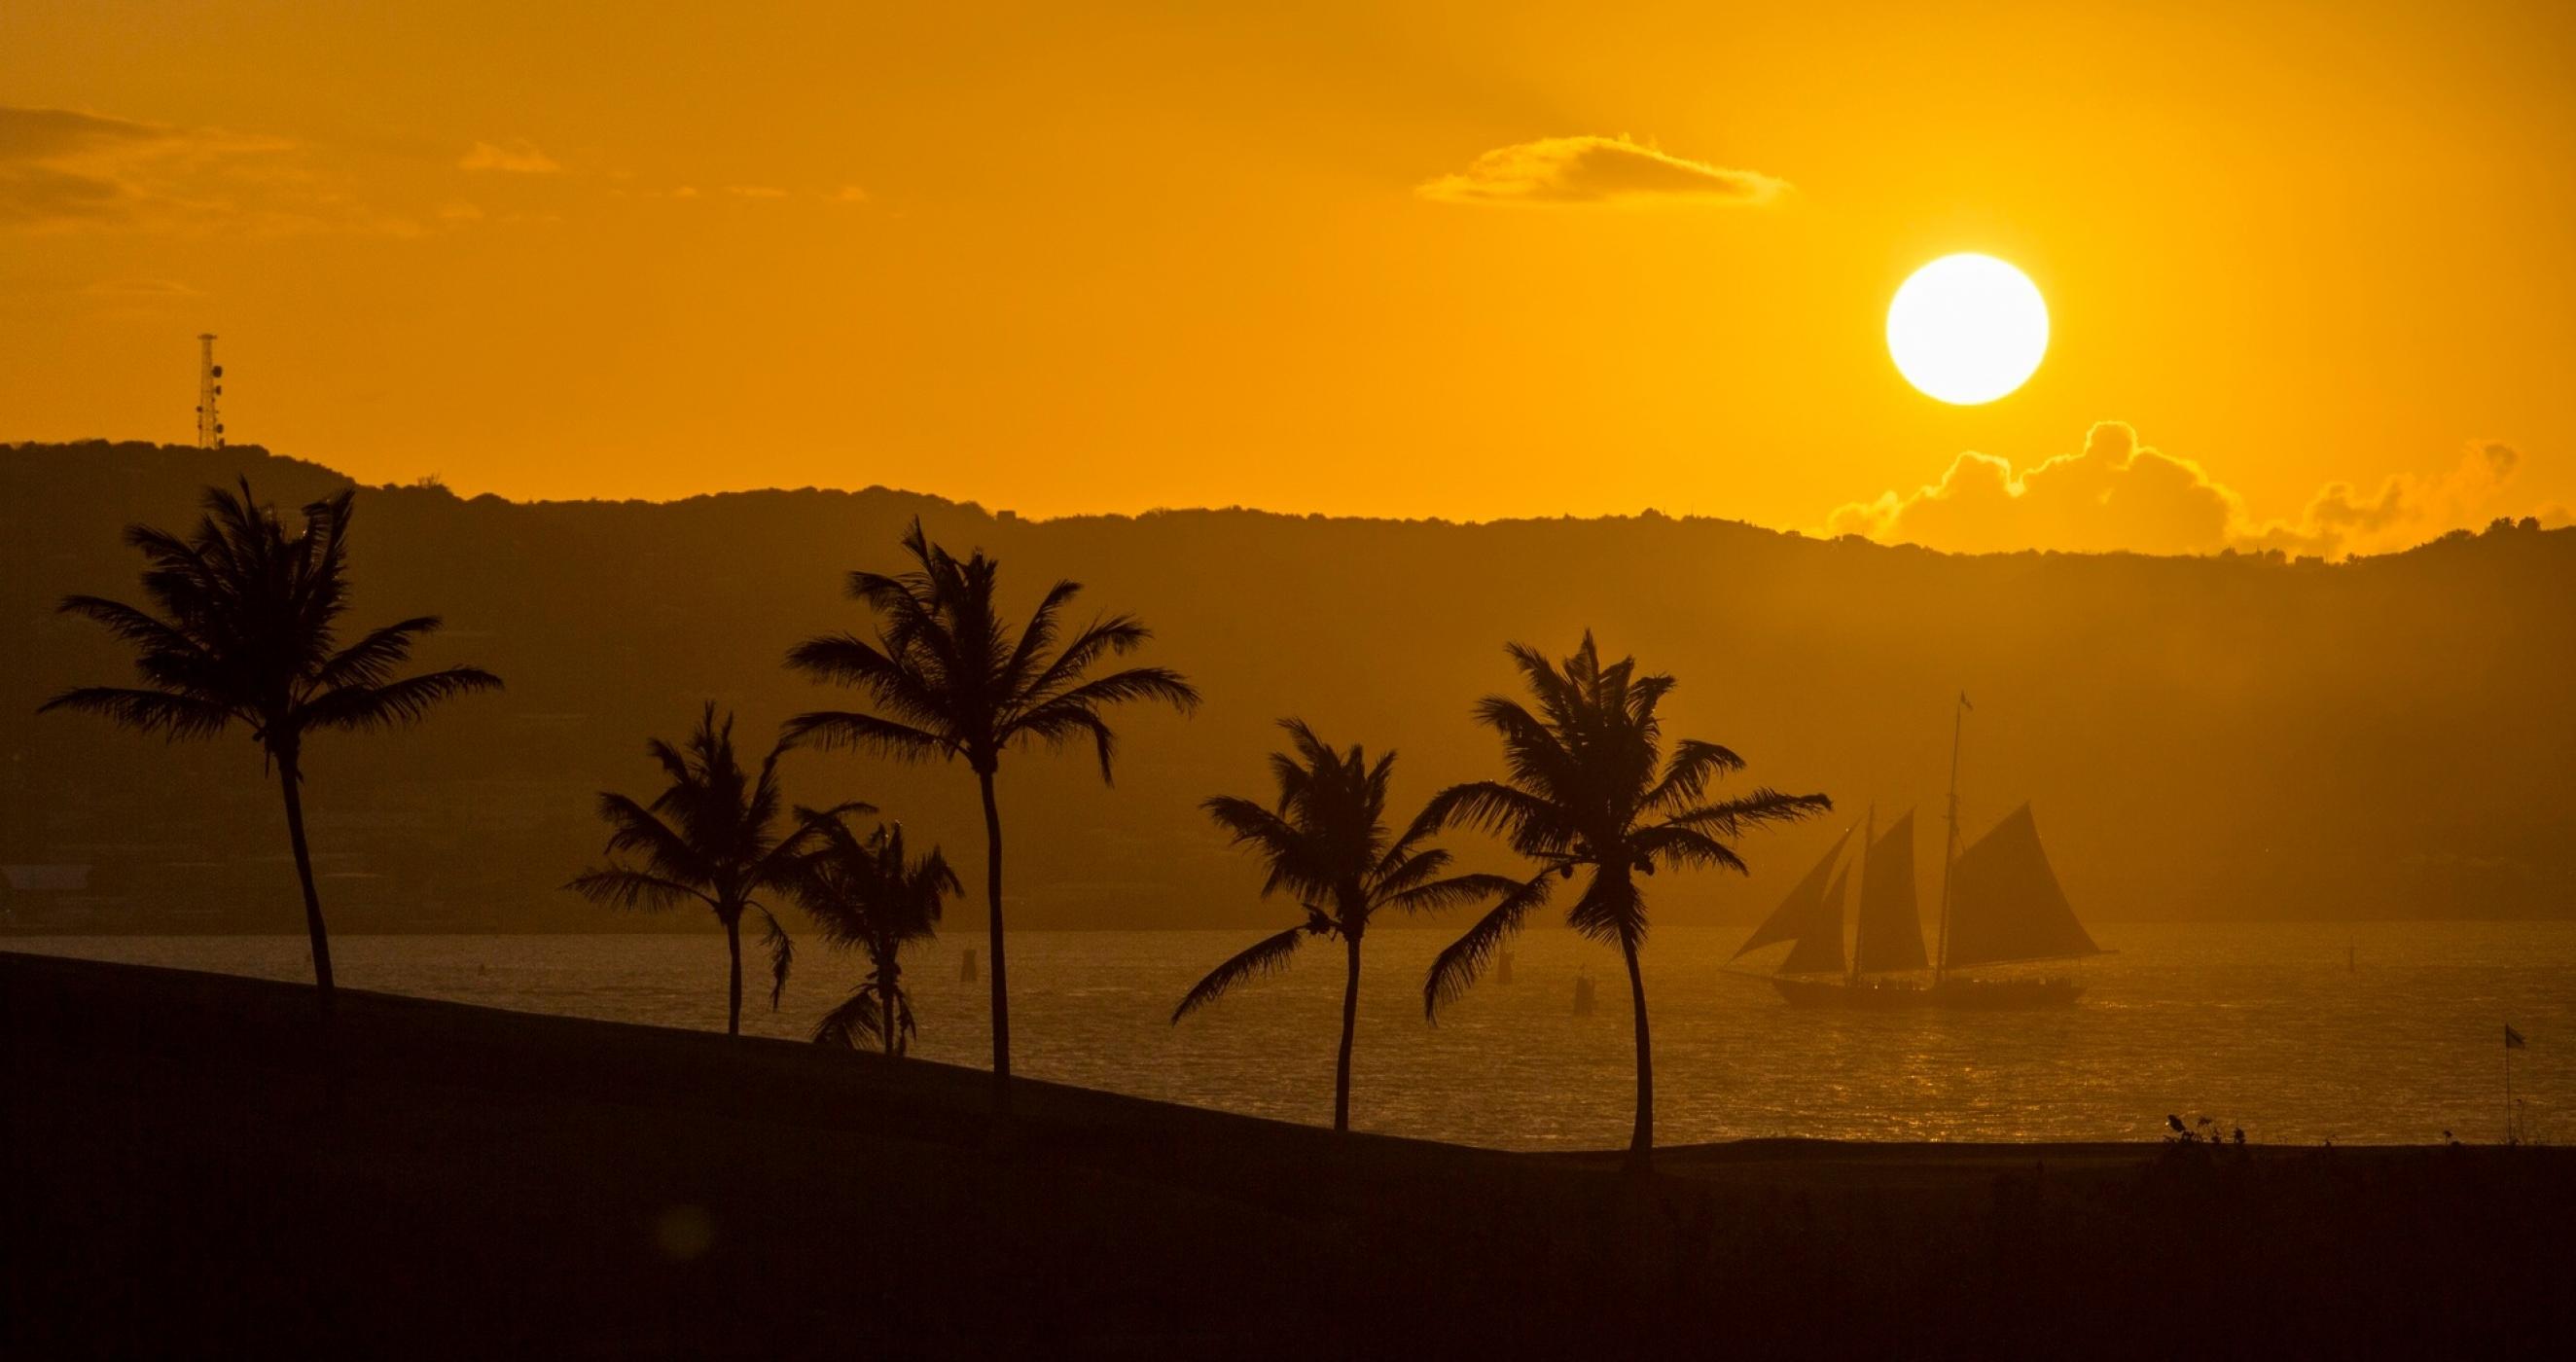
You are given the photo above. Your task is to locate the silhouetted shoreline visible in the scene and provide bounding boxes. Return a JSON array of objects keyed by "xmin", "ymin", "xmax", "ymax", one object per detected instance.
[{"xmin": 7, "ymin": 951, "xmax": 2569, "ymax": 1358}]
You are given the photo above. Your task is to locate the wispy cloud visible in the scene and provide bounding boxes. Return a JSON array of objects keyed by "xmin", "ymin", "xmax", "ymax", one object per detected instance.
[
  {"xmin": 0, "ymin": 104, "xmax": 422, "ymax": 236},
  {"xmin": 1825, "ymin": 422, "xmax": 2568, "ymax": 559},
  {"xmin": 0, "ymin": 106, "xmax": 290, "ymax": 229},
  {"xmin": 1419, "ymin": 134, "xmax": 1787, "ymax": 208},
  {"xmin": 79, "ymin": 277, "xmax": 202, "ymax": 299},
  {"xmin": 459, "ymin": 138, "xmax": 561, "ymax": 174}
]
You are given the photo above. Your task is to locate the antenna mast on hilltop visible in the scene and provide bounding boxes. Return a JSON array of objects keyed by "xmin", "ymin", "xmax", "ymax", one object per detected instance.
[{"xmin": 196, "ymin": 334, "xmax": 226, "ymax": 448}]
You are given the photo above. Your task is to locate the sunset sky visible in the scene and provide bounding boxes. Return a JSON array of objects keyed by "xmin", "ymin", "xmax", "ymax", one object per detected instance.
[{"xmin": 4, "ymin": 1, "xmax": 2570, "ymax": 553}]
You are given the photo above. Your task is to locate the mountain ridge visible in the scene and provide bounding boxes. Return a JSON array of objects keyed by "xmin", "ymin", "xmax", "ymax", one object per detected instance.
[{"xmin": 8, "ymin": 440, "xmax": 2571, "ymax": 934}]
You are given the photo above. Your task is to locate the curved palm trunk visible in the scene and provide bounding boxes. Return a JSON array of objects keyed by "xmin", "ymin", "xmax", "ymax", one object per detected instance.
[
  {"xmin": 1333, "ymin": 930, "xmax": 1361, "ymax": 1132},
  {"xmin": 977, "ymin": 768, "xmax": 1012, "ymax": 1114},
  {"xmin": 274, "ymin": 749, "xmax": 336, "ymax": 1006},
  {"xmin": 1622, "ymin": 934, "xmax": 1654, "ymax": 1172},
  {"xmin": 723, "ymin": 913, "xmax": 744, "ymax": 1037},
  {"xmin": 878, "ymin": 958, "xmax": 901, "ymax": 1057}
]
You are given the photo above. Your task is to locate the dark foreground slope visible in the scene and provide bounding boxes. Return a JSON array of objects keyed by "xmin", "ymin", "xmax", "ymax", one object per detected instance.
[{"xmin": 6, "ymin": 955, "xmax": 2571, "ymax": 1359}]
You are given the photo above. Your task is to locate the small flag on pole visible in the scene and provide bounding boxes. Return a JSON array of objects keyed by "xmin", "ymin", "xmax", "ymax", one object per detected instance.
[{"xmin": 2506, "ymin": 1024, "xmax": 2526, "ymax": 1050}]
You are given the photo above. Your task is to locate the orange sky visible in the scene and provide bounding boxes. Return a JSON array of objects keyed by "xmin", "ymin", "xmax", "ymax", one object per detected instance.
[{"xmin": 4, "ymin": 1, "xmax": 2571, "ymax": 551}]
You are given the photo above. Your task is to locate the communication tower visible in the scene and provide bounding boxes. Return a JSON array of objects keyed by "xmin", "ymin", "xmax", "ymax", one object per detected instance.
[{"xmin": 196, "ymin": 334, "xmax": 226, "ymax": 448}]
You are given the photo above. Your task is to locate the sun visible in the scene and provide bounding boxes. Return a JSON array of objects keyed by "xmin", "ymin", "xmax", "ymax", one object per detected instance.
[{"xmin": 1886, "ymin": 254, "xmax": 2049, "ymax": 405}]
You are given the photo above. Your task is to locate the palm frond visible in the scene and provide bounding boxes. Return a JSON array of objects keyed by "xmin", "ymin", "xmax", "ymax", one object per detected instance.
[
  {"xmin": 1642, "ymin": 739, "xmax": 1747, "ymax": 814},
  {"xmin": 303, "ymin": 665, "xmax": 503, "ymax": 733},
  {"xmin": 309, "ymin": 616, "xmax": 440, "ymax": 690},
  {"xmin": 1628, "ymin": 823, "xmax": 1751, "ymax": 875},
  {"xmin": 812, "ymin": 986, "xmax": 887, "ymax": 1050},
  {"xmin": 755, "ymin": 904, "xmax": 795, "ymax": 1009},
  {"xmin": 1670, "ymin": 789, "xmax": 1836, "ymax": 837},
  {"xmin": 1563, "ymin": 869, "xmax": 1647, "ymax": 949},
  {"xmin": 1382, "ymin": 870, "xmax": 1520, "ymax": 915},
  {"xmin": 1011, "ymin": 664, "xmax": 1200, "ymax": 780},
  {"xmin": 1018, "ymin": 611, "xmax": 1153, "ymax": 707},
  {"xmin": 565, "ymin": 866, "xmax": 707, "ymax": 913},
  {"xmin": 54, "ymin": 594, "xmax": 203, "ymax": 656},
  {"xmin": 997, "ymin": 579, "xmax": 1086, "ymax": 694},
  {"xmin": 36, "ymin": 687, "xmax": 235, "ymax": 740},
  {"xmin": 1009, "ymin": 702, "xmax": 1120, "ymax": 783},
  {"xmin": 779, "ymin": 709, "xmax": 954, "ymax": 763},
  {"xmin": 1422, "ymin": 779, "xmax": 1571, "ymax": 849},
  {"xmin": 1170, "ymin": 924, "xmax": 1312, "ymax": 1022},
  {"xmin": 1424, "ymin": 872, "xmax": 1555, "ymax": 1017}
]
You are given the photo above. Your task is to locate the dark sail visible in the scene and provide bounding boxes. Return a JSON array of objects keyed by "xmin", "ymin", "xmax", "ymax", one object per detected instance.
[
  {"xmin": 1943, "ymin": 804, "xmax": 2100, "ymax": 968},
  {"xmin": 1853, "ymin": 809, "xmax": 1927, "ymax": 973},
  {"xmin": 1735, "ymin": 825, "xmax": 1851, "ymax": 975},
  {"xmin": 1780, "ymin": 864, "xmax": 1850, "ymax": 976}
]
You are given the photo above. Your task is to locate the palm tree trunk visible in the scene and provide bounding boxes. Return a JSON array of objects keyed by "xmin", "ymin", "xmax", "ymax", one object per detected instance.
[
  {"xmin": 879, "ymin": 961, "xmax": 900, "ymax": 1057},
  {"xmin": 724, "ymin": 914, "xmax": 744, "ymax": 1037},
  {"xmin": 1334, "ymin": 930, "xmax": 1361, "ymax": 1133},
  {"xmin": 1622, "ymin": 934, "xmax": 1653, "ymax": 1172},
  {"xmin": 977, "ymin": 767, "xmax": 1011, "ymax": 1114},
  {"xmin": 274, "ymin": 748, "xmax": 335, "ymax": 1005}
]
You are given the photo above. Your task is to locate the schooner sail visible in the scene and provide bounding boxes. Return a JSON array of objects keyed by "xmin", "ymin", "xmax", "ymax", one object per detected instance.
[
  {"xmin": 1852, "ymin": 809, "xmax": 1926, "ymax": 975},
  {"xmin": 1942, "ymin": 803, "xmax": 2101, "ymax": 968},
  {"xmin": 1732, "ymin": 824, "xmax": 1851, "ymax": 976},
  {"xmin": 1738, "ymin": 699, "xmax": 2098, "ymax": 1010}
]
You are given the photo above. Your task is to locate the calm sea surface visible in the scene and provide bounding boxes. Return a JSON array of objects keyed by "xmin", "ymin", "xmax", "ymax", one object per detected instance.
[{"xmin": 14, "ymin": 923, "xmax": 2569, "ymax": 1148}]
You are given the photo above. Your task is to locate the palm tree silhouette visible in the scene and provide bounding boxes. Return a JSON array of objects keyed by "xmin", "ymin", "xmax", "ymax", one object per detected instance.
[
  {"xmin": 568, "ymin": 703, "xmax": 860, "ymax": 1036},
  {"xmin": 789, "ymin": 811, "xmax": 957, "ymax": 1055},
  {"xmin": 1423, "ymin": 633, "xmax": 1830, "ymax": 1169},
  {"xmin": 1174, "ymin": 720, "xmax": 1515, "ymax": 1132},
  {"xmin": 784, "ymin": 517, "xmax": 1197, "ymax": 1112},
  {"xmin": 41, "ymin": 481, "xmax": 501, "ymax": 1004}
]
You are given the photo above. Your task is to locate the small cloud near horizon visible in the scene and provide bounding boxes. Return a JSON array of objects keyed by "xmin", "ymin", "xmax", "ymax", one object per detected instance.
[
  {"xmin": 80, "ymin": 277, "xmax": 202, "ymax": 299},
  {"xmin": 459, "ymin": 138, "xmax": 560, "ymax": 173},
  {"xmin": 1419, "ymin": 134, "xmax": 1787, "ymax": 207},
  {"xmin": 1826, "ymin": 422, "xmax": 2569, "ymax": 559}
]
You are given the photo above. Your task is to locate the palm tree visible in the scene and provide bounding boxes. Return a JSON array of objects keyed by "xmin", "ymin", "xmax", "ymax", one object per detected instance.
[
  {"xmin": 1174, "ymin": 720, "xmax": 1515, "ymax": 1132},
  {"xmin": 41, "ymin": 481, "xmax": 502, "ymax": 1005},
  {"xmin": 788, "ymin": 813, "xmax": 957, "ymax": 1055},
  {"xmin": 569, "ymin": 703, "xmax": 860, "ymax": 1036},
  {"xmin": 783, "ymin": 517, "xmax": 1198, "ymax": 1112},
  {"xmin": 1423, "ymin": 633, "xmax": 1830, "ymax": 1170}
]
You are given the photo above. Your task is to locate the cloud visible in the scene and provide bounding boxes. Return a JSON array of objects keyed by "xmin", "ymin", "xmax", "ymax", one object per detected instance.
[
  {"xmin": 724, "ymin": 184, "xmax": 789, "ymax": 198},
  {"xmin": 459, "ymin": 138, "xmax": 560, "ymax": 173},
  {"xmin": 1, "ymin": 106, "xmax": 214, "ymax": 226},
  {"xmin": 79, "ymin": 277, "xmax": 202, "ymax": 299},
  {"xmin": 1827, "ymin": 422, "xmax": 2564, "ymax": 559},
  {"xmin": 0, "ymin": 104, "xmax": 403, "ymax": 235},
  {"xmin": 2240, "ymin": 442, "xmax": 2568, "ymax": 558},
  {"xmin": 1419, "ymin": 134, "xmax": 1787, "ymax": 207}
]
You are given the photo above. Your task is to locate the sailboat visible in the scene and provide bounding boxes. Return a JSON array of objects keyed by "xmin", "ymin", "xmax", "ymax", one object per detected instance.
[{"xmin": 1731, "ymin": 698, "xmax": 2101, "ymax": 1009}]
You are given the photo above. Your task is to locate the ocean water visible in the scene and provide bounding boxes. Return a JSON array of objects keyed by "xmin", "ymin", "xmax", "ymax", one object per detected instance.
[{"xmin": 13, "ymin": 922, "xmax": 2570, "ymax": 1149}]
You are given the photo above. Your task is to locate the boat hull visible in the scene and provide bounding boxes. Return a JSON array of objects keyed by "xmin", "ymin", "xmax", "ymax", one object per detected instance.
[{"xmin": 1770, "ymin": 975, "xmax": 2085, "ymax": 1010}]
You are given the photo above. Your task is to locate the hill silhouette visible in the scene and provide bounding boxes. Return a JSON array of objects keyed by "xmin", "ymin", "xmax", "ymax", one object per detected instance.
[{"xmin": 7, "ymin": 440, "xmax": 2572, "ymax": 933}]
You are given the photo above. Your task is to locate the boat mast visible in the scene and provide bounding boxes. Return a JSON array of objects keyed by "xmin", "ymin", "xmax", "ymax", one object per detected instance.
[
  {"xmin": 1847, "ymin": 805, "xmax": 1873, "ymax": 985},
  {"xmin": 1933, "ymin": 694, "xmax": 1968, "ymax": 983}
]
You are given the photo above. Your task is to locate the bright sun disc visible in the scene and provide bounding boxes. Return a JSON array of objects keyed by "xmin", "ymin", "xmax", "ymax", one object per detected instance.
[{"xmin": 1886, "ymin": 254, "xmax": 2049, "ymax": 405}]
